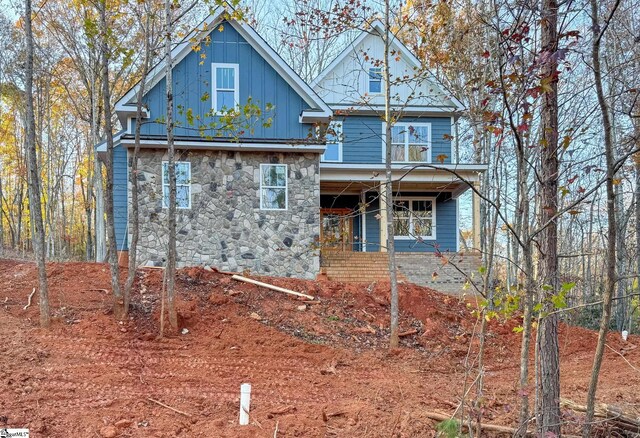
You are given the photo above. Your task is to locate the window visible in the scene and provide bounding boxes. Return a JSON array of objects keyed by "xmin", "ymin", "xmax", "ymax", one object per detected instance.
[
  {"xmin": 388, "ymin": 122, "xmax": 431, "ymax": 162},
  {"xmin": 260, "ymin": 164, "xmax": 287, "ymax": 210},
  {"xmin": 162, "ymin": 161, "xmax": 191, "ymax": 209},
  {"xmin": 212, "ymin": 63, "xmax": 239, "ymax": 112},
  {"xmin": 393, "ymin": 198, "xmax": 435, "ymax": 239},
  {"xmin": 368, "ymin": 67, "xmax": 382, "ymax": 93},
  {"xmin": 321, "ymin": 121, "xmax": 343, "ymax": 162}
]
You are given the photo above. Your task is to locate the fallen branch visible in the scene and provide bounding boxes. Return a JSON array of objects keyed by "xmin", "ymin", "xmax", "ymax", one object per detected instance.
[
  {"xmin": 23, "ymin": 288, "xmax": 36, "ymax": 310},
  {"xmin": 269, "ymin": 406, "xmax": 296, "ymax": 416},
  {"xmin": 147, "ymin": 398, "xmax": 192, "ymax": 417},
  {"xmin": 424, "ymin": 411, "xmax": 536, "ymax": 436},
  {"xmin": 399, "ymin": 328, "xmax": 418, "ymax": 337},
  {"xmin": 210, "ymin": 266, "xmax": 239, "ymax": 275},
  {"xmin": 231, "ymin": 275, "xmax": 315, "ymax": 300},
  {"xmin": 561, "ymin": 398, "xmax": 640, "ymax": 433}
]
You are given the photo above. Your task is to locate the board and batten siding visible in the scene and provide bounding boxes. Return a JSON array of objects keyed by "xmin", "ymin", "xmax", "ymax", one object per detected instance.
[
  {"xmin": 363, "ymin": 191, "xmax": 457, "ymax": 253},
  {"xmin": 314, "ymin": 32, "xmax": 456, "ymax": 108},
  {"xmin": 135, "ymin": 21, "xmax": 314, "ymax": 140},
  {"xmin": 113, "ymin": 144, "xmax": 128, "ymax": 250},
  {"xmin": 338, "ymin": 116, "xmax": 452, "ymax": 164}
]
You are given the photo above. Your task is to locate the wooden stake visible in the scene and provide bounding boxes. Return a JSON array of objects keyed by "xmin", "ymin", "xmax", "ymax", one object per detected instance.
[
  {"xmin": 231, "ymin": 275, "xmax": 315, "ymax": 300},
  {"xmin": 147, "ymin": 397, "xmax": 192, "ymax": 417},
  {"xmin": 23, "ymin": 288, "xmax": 36, "ymax": 310}
]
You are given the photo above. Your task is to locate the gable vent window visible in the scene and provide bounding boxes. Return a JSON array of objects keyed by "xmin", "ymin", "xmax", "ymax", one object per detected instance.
[
  {"xmin": 162, "ymin": 161, "xmax": 191, "ymax": 209},
  {"xmin": 368, "ymin": 67, "xmax": 382, "ymax": 93},
  {"xmin": 212, "ymin": 63, "xmax": 239, "ymax": 111},
  {"xmin": 260, "ymin": 164, "xmax": 288, "ymax": 210},
  {"xmin": 321, "ymin": 121, "xmax": 343, "ymax": 162}
]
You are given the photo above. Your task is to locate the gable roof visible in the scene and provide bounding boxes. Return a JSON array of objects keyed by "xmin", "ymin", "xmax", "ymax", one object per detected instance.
[
  {"xmin": 115, "ymin": 3, "xmax": 332, "ymax": 127},
  {"xmin": 311, "ymin": 20, "xmax": 464, "ymax": 112}
]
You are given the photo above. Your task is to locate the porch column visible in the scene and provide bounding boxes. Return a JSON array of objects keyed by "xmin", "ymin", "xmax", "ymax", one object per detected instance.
[
  {"xmin": 472, "ymin": 181, "xmax": 481, "ymax": 252},
  {"xmin": 379, "ymin": 183, "xmax": 388, "ymax": 253}
]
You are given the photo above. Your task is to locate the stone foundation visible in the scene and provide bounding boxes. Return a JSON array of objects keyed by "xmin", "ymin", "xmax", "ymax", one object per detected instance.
[
  {"xmin": 132, "ymin": 149, "xmax": 320, "ymax": 279},
  {"xmin": 396, "ymin": 251, "xmax": 482, "ymax": 295}
]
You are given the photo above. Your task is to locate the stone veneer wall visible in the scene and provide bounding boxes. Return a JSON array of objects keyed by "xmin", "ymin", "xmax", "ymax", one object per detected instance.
[
  {"xmin": 132, "ymin": 149, "xmax": 320, "ymax": 279},
  {"xmin": 396, "ymin": 252, "xmax": 482, "ymax": 295}
]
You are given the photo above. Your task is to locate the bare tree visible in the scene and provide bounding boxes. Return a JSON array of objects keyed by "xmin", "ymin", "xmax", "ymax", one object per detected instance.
[
  {"xmin": 164, "ymin": 0, "xmax": 178, "ymax": 330},
  {"xmin": 98, "ymin": 0, "xmax": 124, "ymax": 318},
  {"xmin": 125, "ymin": 1, "xmax": 159, "ymax": 315},
  {"xmin": 537, "ymin": 0, "xmax": 561, "ymax": 433},
  {"xmin": 24, "ymin": 0, "xmax": 50, "ymax": 327},
  {"xmin": 583, "ymin": 1, "xmax": 622, "ymax": 435}
]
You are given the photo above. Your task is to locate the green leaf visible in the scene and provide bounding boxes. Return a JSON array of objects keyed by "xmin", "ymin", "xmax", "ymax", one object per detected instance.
[
  {"xmin": 551, "ymin": 293, "xmax": 567, "ymax": 309},
  {"xmin": 533, "ymin": 303, "xmax": 543, "ymax": 313},
  {"xmin": 513, "ymin": 326, "xmax": 524, "ymax": 333}
]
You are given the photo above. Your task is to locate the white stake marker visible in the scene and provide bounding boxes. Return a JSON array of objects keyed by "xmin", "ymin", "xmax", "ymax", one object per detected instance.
[{"xmin": 239, "ymin": 383, "xmax": 251, "ymax": 425}]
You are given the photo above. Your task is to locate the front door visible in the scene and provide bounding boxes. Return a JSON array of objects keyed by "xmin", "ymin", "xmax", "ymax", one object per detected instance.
[{"xmin": 320, "ymin": 208, "xmax": 352, "ymax": 251}]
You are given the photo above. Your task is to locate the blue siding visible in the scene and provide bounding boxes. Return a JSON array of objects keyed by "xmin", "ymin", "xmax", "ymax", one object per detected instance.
[
  {"xmin": 338, "ymin": 116, "xmax": 452, "ymax": 164},
  {"xmin": 136, "ymin": 21, "xmax": 314, "ymax": 140},
  {"xmin": 364, "ymin": 192, "xmax": 381, "ymax": 251},
  {"xmin": 363, "ymin": 191, "xmax": 457, "ymax": 253},
  {"xmin": 113, "ymin": 144, "xmax": 128, "ymax": 250}
]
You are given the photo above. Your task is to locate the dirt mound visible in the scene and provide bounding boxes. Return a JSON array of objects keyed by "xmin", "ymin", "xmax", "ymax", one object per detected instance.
[{"xmin": 0, "ymin": 260, "xmax": 638, "ymax": 437}]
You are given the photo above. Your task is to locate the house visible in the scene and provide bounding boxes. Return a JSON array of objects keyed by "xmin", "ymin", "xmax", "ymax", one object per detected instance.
[{"xmin": 98, "ymin": 6, "xmax": 486, "ymax": 290}]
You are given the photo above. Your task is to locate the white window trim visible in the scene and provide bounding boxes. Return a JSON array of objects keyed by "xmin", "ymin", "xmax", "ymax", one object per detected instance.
[
  {"xmin": 321, "ymin": 121, "xmax": 343, "ymax": 163},
  {"xmin": 393, "ymin": 196, "xmax": 436, "ymax": 240},
  {"xmin": 367, "ymin": 67, "xmax": 382, "ymax": 95},
  {"xmin": 259, "ymin": 163, "xmax": 288, "ymax": 211},
  {"xmin": 161, "ymin": 161, "xmax": 192, "ymax": 209},
  {"xmin": 211, "ymin": 63, "xmax": 239, "ymax": 112},
  {"xmin": 382, "ymin": 122, "xmax": 432, "ymax": 164}
]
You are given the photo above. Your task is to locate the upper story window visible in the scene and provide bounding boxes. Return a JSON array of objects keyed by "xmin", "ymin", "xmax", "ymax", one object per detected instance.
[
  {"xmin": 260, "ymin": 164, "xmax": 288, "ymax": 210},
  {"xmin": 393, "ymin": 198, "xmax": 435, "ymax": 240},
  {"xmin": 212, "ymin": 63, "xmax": 239, "ymax": 112},
  {"xmin": 389, "ymin": 122, "xmax": 431, "ymax": 163},
  {"xmin": 162, "ymin": 161, "xmax": 191, "ymax": 209},
  {"xmin": 321, "ymin": 121, "xmax": 343, "ymax": 162},
  {"xmin": 368, "ymin": 67, "xmax": 382, "ymax": 94}
]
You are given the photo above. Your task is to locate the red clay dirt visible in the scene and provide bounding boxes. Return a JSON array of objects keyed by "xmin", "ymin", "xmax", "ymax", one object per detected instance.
[{"xmin": 0, "ymin": 259, "xmax": 638, "ymax": 437}]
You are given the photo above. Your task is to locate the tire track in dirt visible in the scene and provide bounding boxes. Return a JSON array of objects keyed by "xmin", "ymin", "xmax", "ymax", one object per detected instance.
[{"xmin": 27, "ymin": 323, "xmax": 376, "ymax": 421}]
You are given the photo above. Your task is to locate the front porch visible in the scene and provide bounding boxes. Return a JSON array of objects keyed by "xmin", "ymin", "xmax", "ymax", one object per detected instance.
[{"xmin": 317, "ymin": 164, "xmax": 484, "ymax": 292}]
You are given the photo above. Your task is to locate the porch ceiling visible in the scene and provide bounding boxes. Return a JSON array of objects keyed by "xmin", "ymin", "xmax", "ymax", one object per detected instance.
[
  {"xmin": 320, "ymin": 180, "xmax": 468, "ymax": 194},
  {"xmin": 319, "ymin": 163, "xmax": 486, "ymax": 197}
]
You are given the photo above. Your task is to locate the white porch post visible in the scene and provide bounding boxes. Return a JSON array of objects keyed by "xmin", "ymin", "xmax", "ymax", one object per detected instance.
[
  {"xmin": 360, "ymin": 189, "xmax": 367, "ymax": 252},
  {"xmin": 379, "ymin": 183, "xmax": 388, "ymax": 253},
  {"xmin": 472, "ymin": 181, "xmax": 481, "ymax": 252}
]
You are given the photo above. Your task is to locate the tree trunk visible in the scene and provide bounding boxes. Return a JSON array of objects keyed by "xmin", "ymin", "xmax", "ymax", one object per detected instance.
[
  {"xmin": 0, "ymin": 175, "xmax": 4, "ymax": 255},
  {"xmin": 24, "ymin": 0, "xmax": 50, "ymax": 328},
  {"xmin": 582, "ymin": 1, "xmax": 619, "ymax": 435},
  {"xmin": 537, "ymin": 0, "xmax": 561, "ymax": 434},
  {"xmin": 514, "ymin": 113, "xmax": 534, "ymax": 436},
  {"xmin": 125, "ymin": 9, "xmax": 152, "ymax": 316},
  {"xmin": 382, "ymin": 0, "xmax": 399, "ymax": 349},
  {"xmin": 99, "ymin": 0, "xmax": 124, "ymax": 318},
  {"xmin": 165, "ymin": 0, "xmax": 178, "ymax": 329}
]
